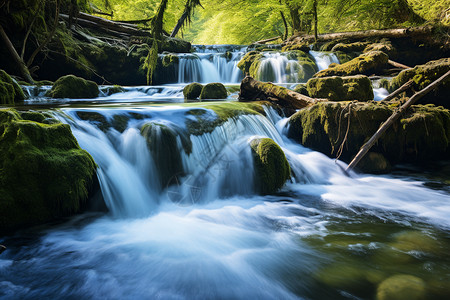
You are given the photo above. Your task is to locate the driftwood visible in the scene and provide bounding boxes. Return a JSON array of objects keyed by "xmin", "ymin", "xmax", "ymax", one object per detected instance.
[
  {"xmin": 346, "ymin": 69, "xmax": 450, "ymax": 172},
  {"xmin": 286, "ymin": 26, "xmax": 433, "ymax": 45},
  {"xmin": 253, "ymin": 36, "xmax": 282, "ymax": 45},
  {"xmin": 388, "ymin": 60, "xmax": 411, "ymax": 69},
  {"xmin": 380, "ymin": 80, "xmax": 414, "ymax": 102},
  {"xmin": 0, "ymin": 25, "xmax": 34, "ymax": 83},
  {"xmin": 239, "ymin": 76, "xmax": 317, "ymax": 109}
]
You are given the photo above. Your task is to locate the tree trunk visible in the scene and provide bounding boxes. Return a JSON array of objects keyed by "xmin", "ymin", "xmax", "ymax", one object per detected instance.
[
  {"xmin": 280, "ymin": 11, "xmax": 289, "ymax": 40},
  {"xmin": 388, "ymin": 59, "xmax": 411, "ymax": 69},
  {"xmin": 313, "ymin": 0, "xmax": 318, "ymax": 41},
  {"xmin": 253, "ymin": 36, "xmax": 281, "ymax": 44},
  {"xmin": 239, "ymin": 76, "xmax": 318, "ymax": 109},
  {"xmin": 346, "ymin": 69, "xmax": 450, "ymax": 172},
  {"xmin": 285, "ymin": 25, "xmax": 433, "ymax": 45},
  {"xmin": 0, "ymin": 25, "xmax": 34, "ymax": 83},
  {"xmin": 171, "ymin": 9, "xmax": 189, "ymax": 37},
  {"xmin": 289, "ymin": 6, "xmax": 301, "ymax": 34}
]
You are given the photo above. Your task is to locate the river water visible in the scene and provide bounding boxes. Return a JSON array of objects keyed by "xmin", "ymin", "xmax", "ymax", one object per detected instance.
[{"xmin": 1, "ymin": 45, "xmax": 449, "ymax": 299}]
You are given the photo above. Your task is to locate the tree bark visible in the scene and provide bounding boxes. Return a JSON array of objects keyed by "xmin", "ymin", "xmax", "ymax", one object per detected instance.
[
  {"xmin": 77, "ymin": 12, "xmax": 140, "ymax": 29},
  {"xmin": 0, "ymin": 25, "xmax": 34, "ymax": 83},
  {"xmin": 239, "ymin": 76, "xmax": 318, "ymax": 109},
  {"xmin": 313, "ymin": 0, "xmax": 318, "ymax": 41},
  {"xmin": 388, "ymin": 59, "xmax": 411, "ymax": 69},
  {"xmin": 346, "ymin": 69, "xmax": 450, "ymax": 172},
  {"xmin": 280, "ymin": 11, "xmax": 289, "ymax": 40},
  {"xmin": 285, "ymin": 26, "xmax": 433, "ymax": 45},
  {"xmin": 171, "ymin": 9, "xmax": 189, "ymax": 37}
]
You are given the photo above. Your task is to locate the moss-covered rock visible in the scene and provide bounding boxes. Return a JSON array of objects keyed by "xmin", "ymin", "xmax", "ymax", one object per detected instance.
[
  {"xmin": 293, "ymin": 84, "xmax": 309, "ymax": 96},
  {"xmin": 314, "ymin": 51, "xmax": 389, "ymax": 78},
  {"xmin": 199, "ymin": 82, "xmax": 228, "ymax": 100},
  {"xmin": 183, "ymin": 83, "xmax": 203, "ymax": 100},
  {"xmin": 237, "ymin": 51, "xmax": 263, "ymax": 75},
  {"xmin": 162, "ymin": 54, "xmax": 180, "ymax": 67},
  {"xmin": 288, "ymin": 102, "xmax": 450, "ymax": 171},
  {"xmin": 357, "ymin": 152, "xmax": 392, "ymax": 173},
  {"xmin": 376, "ymin": 275, "xmax": 426, "ymax": 300},
  {"xmin": 364, "ymin": 41, "xmax": 396, "ymax": 58},
  {"xmin": 250, "ymin": 137, "xmax": 290, "ymax": 194},
  {"xmin": 306, "ymin": 75, "xmax": 374, "ymax": 101},
  {"xmin": 0, "ymin": 70, "xmax": 26, "ymax": 105},
  {"xmin": 388, "ymin": 58, "xmax": 450, "ymax": 108},
  {"xmin": 331, "ymin": 42, "xmax": 370, "ymax": 53},
  {"xmin": 335, "ymin": 51, "xmax": 359, "ymax": 64},
  {"xmin": 185, "ymin": 102, "xmax": 265, "ymax": 135},
  {"xmin": 0, "ymin": 109, "xmax": 97, "ymax": 233},
  {"xmin": 141, "ymin": 122, "xmax": 191, "ymax": 188},
  {"xmin": 281, "ymin": 43, "xmax": 310, "ymax": 53},
  {"xmin": 46, "ymin": 75, "xmax": 99, "ymax": 99}
]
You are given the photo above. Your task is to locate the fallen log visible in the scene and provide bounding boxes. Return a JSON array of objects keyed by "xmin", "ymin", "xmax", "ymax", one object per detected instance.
[
  {"xmin": 239, "ymin": 76, "xmax": 318, "ymax": 109},
  {"xmin": 346, "ymin": 69, "xmax": 450, "ymax": 172},
  {"xmin": 78, "ymin": 12, "xmax": 139, "ymax": 29},
  {"xmin": 60, "ymin": 14, "xmax": 149, "ymax": 37},
  {"xmin": 253, "ymin": 36, "xmax": 282, "ymax": 45},
  {"xmin": 380, "ymin": 79, "xmax": 413, "ymax": 102},
  {"xmin": 61, "ymin": 14, "xmax": 134, "ymax": 38},
  {"xmin": 388, "ymin": 59, "xmax": 411, "ymax": 69},
  {"xmin": 285, "ymin": 26, "xmax": 433, "ymax": 45}
]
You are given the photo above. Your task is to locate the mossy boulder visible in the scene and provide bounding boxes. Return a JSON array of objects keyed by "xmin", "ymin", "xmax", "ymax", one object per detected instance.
[
  {"xmin": 357, "ymin": 152, "xmax": 392, "ymax": 173},
  {"xmin": 183, "ymin": 83, "xmax": 203, "ymax": 100},
  {"xmin": 306, "ymin": 75, "xmax": 374, "ymax": 101},
  {"xmin": 288, "ymin": 102, "xmax": 450, "ymax": 171},
  {"xmin": 250, "ymin": 138, "xmax": 290, "ymax": 194},
  {"xmin": 199, "ymin": 82, "xmax": 228, "ymax": 100},
  {"xmin": 237, "ymin": 51, "xmax": 263, "ymax": 75},
  {"xmin": 0, "ymin": 109, "xmax": 97, "ymax": 233},
  {"xmin": 46, "ymin": 75, "xmax": 99, "ymax": 99},
  {"xmin": 141, "ymin": 122, "xmax": 192, "ymax": 188},
  {"xmin": 281, "ymin": 43, "xmax": 310, "ymax": 53},
  {"xmin": 294, "ymin": 84, "xmax": 309, "ymax": 96},
  {"xmin": 0, "ymin": 70, "xmax": 26, "ymax": 105},
  {"xmin": 331, "ymin": 42, "xmax": 369, "ymax": 53},
  {"xmin": 376, "ymin": 275, "xmax": 426, "ymax": 300},
  {"xmin": 314, "ymin": 51, "xmax": 389, "ymax": 78},
  {"xmin": 335, "ymin": 51, "xmax": 359, "ymax": 64},
  {"xmin": 388, "ymin": 58, "xmax": 450, "ymax": 108},
  {"xmin": 364, "ymin": 41, "xmax": 396, "ymax": 58}
]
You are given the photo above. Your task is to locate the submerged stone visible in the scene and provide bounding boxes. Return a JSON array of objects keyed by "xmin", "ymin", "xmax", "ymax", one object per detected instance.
[
  {"xmin": 250, "ymin": 137, "xmax": 290, "ymax": 194},
  {"xmin": 376, "ymin": 275, "xmax": 426, "ymax": 300},
  {"xmin": 199, "ymin": 82, "xmax": 228, "ymax": 100},
  {"xmin": 0, "ymin": 70, "xmax": 26, "ymax": 105},
  {"xmin": 314, "ymin": 51, "xmax": 389, "ymax": 78},
  {"xmin": 46, "ymin": 75, "xmax": 99, "ymax": 99},
  {"xmin": 306, "ymin": 75, "xmax": 373, "ymax": 101},
  {"xmin": 0, "ymin": 108, "xmax": 97, "ymax": 233},
  {"xmin": 183, "ymin": 83, "xmax": 203, "ymax": 100}
]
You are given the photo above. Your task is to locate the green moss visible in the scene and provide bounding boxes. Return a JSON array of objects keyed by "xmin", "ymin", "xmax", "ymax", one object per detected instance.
[
  {"xmin": 379, "ymin": 78, "xmax": 390, "ymax": 90},
  {"xmin": 376, "ymin": 275, "xmax": 426, "ymax": 300},
  {"xmin": 293, "ymin": 84, "xmax": 309, "ymax": 96},
  {"xmin": 237, "ymin": 51, "xmax": 263, "ymax": 74},
  {"xmin": 320, "ymin": 40, "xmax": 340, "ymax": 51},
  {"xmin": 162, "ymin": 54, "xmax": 180, "ymax": 67},
  {"xmin": 314, "ymin": 51, "xmax": 389, "ymax": 78},
  {"xmin": 288, "ymin": 102, "xmax": 450, "ymax": 170},
  {"xmin": 281, "ymin": 43, "xmax": 310, "ymax": 53},
  {"xmin": 388, "ymin": 58, "xmax": 450, "ymax": 108},
  {"xmin": 364, "ymin": 40, "xmax": 396, "ymax": 57},
  {"xmin": 199, "ymin": 82, "xmax": 228, "ymax": 100},
  {"xmin": 185, "ymin": 102, "xmax": 264, "ymax": 135},
  {"xmin": 183, "ymin": 83, "xmax": 203, "ymax": 100},
  {"xmin": 331, "ymin": 42, "xmax": 369, "ymax": 52},
  {"xmin": 0, "ymin": 69, "xmax": 26, "ymax": 104},
  {"xmin": 141, "ymin": 122, "xmax": 191, "ymax": 188},
  {"xmin": 250, "ymin": 137, "xmax": 290, "ymax": 194},
  {"xmin": 0, "ymin": 108, "xmax": 97, "ymax": 233},
  {"xmin": 46, "ymin": 75, "xmax": 99, "ymax": 99},
  {"xmin": 357, "ymin": 152, "xmax": 392, "ymax": 173},
  {"xmin": 335, "ymin": 51, "xmax": 358, "ymax": 64},
  {"xmin": 306, "ymin": 75, "xmax": 373, "ymax": 101}
]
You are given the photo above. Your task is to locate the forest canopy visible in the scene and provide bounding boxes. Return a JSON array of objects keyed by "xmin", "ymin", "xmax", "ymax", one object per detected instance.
[{"xmin": 88, "ymin": 0, "xmax": 449, "ymax": 44}]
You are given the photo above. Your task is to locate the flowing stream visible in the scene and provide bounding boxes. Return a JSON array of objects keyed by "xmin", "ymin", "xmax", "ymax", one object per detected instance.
[{"xmin": 1, "ymin": 46, "xmax": 449, "ymax": 299}]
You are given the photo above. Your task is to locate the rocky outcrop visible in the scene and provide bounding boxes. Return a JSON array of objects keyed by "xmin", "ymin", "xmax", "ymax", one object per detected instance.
[
  {"xmin": 46, "ymin": 75, "xmax": 99, "ymax": 99},
  {"xmin": 0, "ymin": 70, "xmax": 26, "ymax": 105},
  {"xmin": 387, "ymin": 58, "xmax": 450, "ymax": 108},
  {"xmin": 0, "ymin": 109, "xmax": 98, "ymax": 233},
  {"xmin": 314, "ymin": 51, "xmax": 389, "ymax": 78},
  {"xmin": 306, "ymin": 75, "xmax": 373, "ymax": 101},
  {"xmin": 288, "ymin": 101, "xmax": 450, "ymax": 173},
  {"xmin": 183, "ymin": 83, "xmax": 203, "ymax": 100}
]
